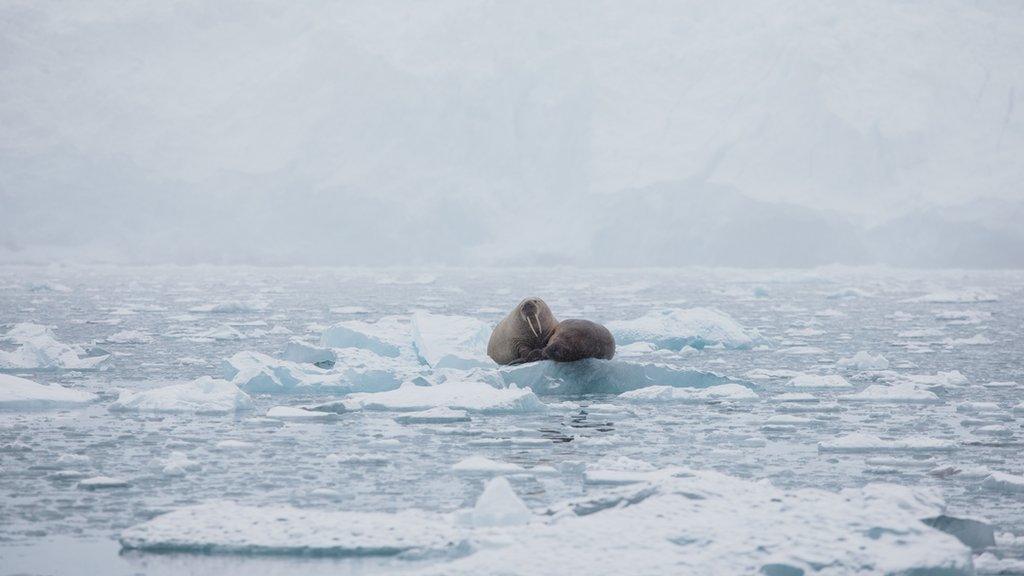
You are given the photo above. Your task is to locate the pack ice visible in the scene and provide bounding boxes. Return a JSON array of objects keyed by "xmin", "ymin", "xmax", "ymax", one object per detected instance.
[
  {"xmin": 497, "ymin": 358, "xmax": 746, "ymax": 395},
  {"xmin": 120, "ymin": 469, "xmax": 973, "ymax": 575},
  {"xmin": 606, "ymin": 307, "xmax": 762, "ymax": 350},
  {"xmin": 325, "ymin": 380, "xmax": 547, "ymax": 414},
  {"xmin": 109, "ymin": 377, "xmax": 253, "ymax": 414},
  {"xmin": 0, "ymin": 373, "xmax": 96, "ymax": 410},
  {"xmin": 0, "ymin": 323, "xmax": 109, "ymax": 370}
]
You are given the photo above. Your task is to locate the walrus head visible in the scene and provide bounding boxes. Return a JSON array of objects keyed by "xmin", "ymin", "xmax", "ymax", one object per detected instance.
[{"xmin": 516, "ymin": 297, "xmax": 557, "ymax": 344}]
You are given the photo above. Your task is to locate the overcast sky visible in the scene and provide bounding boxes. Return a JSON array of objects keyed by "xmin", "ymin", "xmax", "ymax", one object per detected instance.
[{"xmin": 2, "ymin": 0, "xmax": 1022, "ymax": 266}]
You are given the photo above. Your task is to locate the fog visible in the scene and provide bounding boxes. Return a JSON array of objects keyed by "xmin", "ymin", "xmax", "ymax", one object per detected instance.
[{"xmin": 2, "ymin": 0, "xmax": 1023, "ymax": 267}]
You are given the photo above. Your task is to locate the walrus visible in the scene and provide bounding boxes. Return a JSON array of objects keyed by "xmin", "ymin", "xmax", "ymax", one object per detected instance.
[
  {"xmin": 487, "ymin": 297, "xmax": 559, "ymax": 365},
  {"xmin": 487, "ymin": 298, "xmax": 615, "ymax": 365}
]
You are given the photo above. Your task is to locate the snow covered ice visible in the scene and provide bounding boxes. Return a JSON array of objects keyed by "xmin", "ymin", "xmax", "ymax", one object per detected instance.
[{"xmin": 1, "ymin": 266, "xmax": 1022, "ymax": 575}]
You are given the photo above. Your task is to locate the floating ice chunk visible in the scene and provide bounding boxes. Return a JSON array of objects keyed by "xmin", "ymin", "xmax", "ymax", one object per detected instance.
[
  {"xmin": 338, "ymin": 380, "xmax": 546, "ymax": 413},
  {"xmin": 982, "ymin": 380, "xmax": 1018, "ymax": 389},
  {"xmin": 457, "ymin": 477, "xmax": 532, "ymax": 528},
  {"xmin": 619, "ymin": 384, "xmax": 757, "ymax": 403},
  {"xmin": 980, "ymin": 472, "xmax": 1024, "ymax": 493},
  {"xmin": 109, "ymin": 377, "xmax": 253, "ymax": 414},
  {"xmin": 222, "ymin": 350, "xmax": 404, "ymax": 394},
  {"xmin": 214, "ymin": 439, "xmax": 254, "ymax": 450},
  {"xmin": 55, "ymin": 453, "xmax": 92, "ymax": 468},
  {"xmin": 330, "ymin": 306, "xmax": 368, "ymax": 315},
  {"xmin": 265, "ymin": 406, "xmax": 338, "ymax": 420},
  {"xmin": 772, "ymin": 392, "xmax": 818, "ymax": 403},
  {"xmin": 104, "ymin": 330, "xmax": 154, "ymax": 344},
  {"xmin": 195, "ymin": 324, "xmax": 245, "ymax": 341},
  {"xmin": 818, "ymin": 434, "xmax": 955, "ymax": 453},
  {"xmin": 319, "ymin": 317, "xmax": 408, "ymax": 358},
  {"xmin": 837, "ymin": 351, "xmax": 889, "ymax": 370},
  {"xmin": 452, "ymin": 456, "xmax": 523, "ymax": 473},
  {"xmin": 897, "ymin": 328, "xmax": 944, "ymax": 338},
  {"xmin": 267, "ymin": 325, "xmax": 293, "ymax": 335},
  {"xmin": 955, "ymin": 402, "xmax": 1001, "ymax": 414},
  {"xmin": 120, "ymin": 501, "xmax": 459, "ymax": 556},
  {"xmin": 0, "ymin": 323, "xmax": 109, "ymax": 370},
  {"xmin": 78, "ymin": 476, "xmax": 130, "ymax": 490},
  {"xmin": 394, "ymin": 407, "xmax": 470, "ymax": 424},
  {"xmin": 774, "ymin": 346, "xmax": 828, "ymax": 355},
  {"xmin": 188, "ymin": 301, "xmax": 264, "ymax": 313},
  {"xmin": 972, "ymin": 424, "xmax": 1012, "ymax": 437},
  {"xmin": 904, "ymin": 371, "xmax": 968, "ymax": 388},
  {"xmin": 499, "ymin": 358, "xmax": 743, "ymax": 395},
  {"xmin": 325, "ymin": 452, "xmax": 390, "ymax": 465},
  {"xmin": 943, "ymin": 334, "xmax": 993, "ymax": 347},
  {"xmin": 975, "ymin": 553, "xmax": 1024, "ymax": 574},
  {"xmin": 911, "ymin": 289, "xmax": 998, "ymax": 303},
  {"xmin": 0, "ymin": 374, "xmax": 97, "ymax": 410},
  {"xmin": 745, "ymin": 368, "xmax": 802, "ymax": 381},
  {"xmin": 156, "ymin": 452, "xmax": 199, "ymax": 476},
  {"xmin": 279, "ymin": 340, "xmax": 336, "ymax": 366},
  {"xmin": 432, "ymin": 469, "xmax": 971, "ymax": 575},
  {"xmin": 814, "ymin": 308, "xmax": 846, "ymax": 318},
  {"xmin": 839, "ymin": 383, "xmax": 940, "ymax": 404},
  {"xmin": 606, "ymin": 308, "xmax": 761, "ymax": 350},
  {"xmin": 583, "ymin": 456, "xmax": 664, "ymax": 485},
  {"xmin": 787, "ymin": 374, "xmax": 851, "ymax": 389},
  {"xmin": 410, "ymin": 311, "xmax": 493, "ymax": 369},
  {"xmin": 934, "ymin": 309, "xmax": 991, "ymax": 324},
  {"xmin": 1014, "ymin": 402, "xmax": 1024, "ymax": 414},
  {"xmin": 826, "ymin": 287, "xmax": 872, "ymax": 299}
]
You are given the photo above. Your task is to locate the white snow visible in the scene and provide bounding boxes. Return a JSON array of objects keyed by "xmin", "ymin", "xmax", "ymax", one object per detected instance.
[
  {"xmin": 340, "ymin": 380, "xmax": 547, "ymax": 413},
  {"xmin": 786, "ymin": 374, "xmax": 852, "ymax": 389},
  {"xmin": 0, "ymin": 373, "xmax": 97, "ymax": 410},
  {"xmin": 837, "ymin": 351, "xmax": 890, "ymax": 370},
  {"xmin": 452, "ymin": 456, "xmax": 523, "ymax": 474},
  {"xmin": 0, "ymin": 323, "xmax": 109, "ymax": 370},
  {"xmin": 109, "ymin": 377, "xmax": 253, "ymax": 414},
  {"xmin": 456, "ymin": 476, "xmax": 532, "ymax": 527},
  {"xmin": 410, "ymin": 311, "xmax": 493, "ymax": 369},
  {"xmin": 606, "ymin": 308, "xmax": 761, "ymax": 350},
  {"xmin": 394, "ymin": 407, "xmax": 471, "ymax": 424},
  {"xmin": 818, "ymin": 434, "xmax": 956, "ymax": 453},
  {"xmin": 980, "ymin": 472, "xmax": 1024, "ymax": 493},
  {"xmin": 839, "ymin": 383, "xmax": 940, "ymax": 404},
  {"xmin": 619, "ymin": 384, "xmax": 758, "ymax": 403}
]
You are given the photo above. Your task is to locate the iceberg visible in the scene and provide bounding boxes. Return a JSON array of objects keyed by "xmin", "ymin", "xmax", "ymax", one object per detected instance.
[
  {"xmin": 818, "ymin": 434, "xmax": 956, "ymax": 453},
  {"xmin": 319, "ymin": 316, "xmax": 409, "ymax": 358},
  {"xmin": 837, "ymin": 351, "xmax": 890, "ymax": 370},
  {"xmin": 606, "ymin": 307, "xmax": 761, "ymax": 350},
  {"xmin": 410, "ymin": 311, "xmax": 493, "ymax": 369},
  {"xmin": 222, "ymin": 350, "xmax": 406, "ymax": 394},
  {"xmin": 0, "ymin": 323, "xmax": 109, "ymax": 370},
  {"xmin": 497, "ymin": 359, "xmax": 745, "ymax": 395},
  {"xmin": 335, "ymin": 380, "xmax": 546, "ymax": 414},
  {"xmin": 279, "ymin": 339, "xmax": 337, "ymax": 366},
  {"xmin": 0, "ymin": 373, "xmax": 97, "ymax": 410},
  {"xmin": 456, "ymin": 476, "xmax": 532, "ymax": 527},
  {"xmin": 619, "ymin": 384, "xmax": 757, "ymax": 403},
  {"xmin": 109, "ymin": 377, "xmax": 253, "ymax": 414}
]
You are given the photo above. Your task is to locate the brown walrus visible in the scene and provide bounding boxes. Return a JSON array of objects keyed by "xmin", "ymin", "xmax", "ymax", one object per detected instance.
[{"xmin": 487, "ymin": 298, "xmax": 615, "ymax": 365}]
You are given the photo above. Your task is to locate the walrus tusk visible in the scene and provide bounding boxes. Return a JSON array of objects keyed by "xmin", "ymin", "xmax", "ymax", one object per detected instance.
[
  {"xmin": 526, "ymin": 315, "xmax": 539, "ymax": 337},
  {"xmin": 534, "ymin": 312, "xmax": 542, "ymax": 338}
]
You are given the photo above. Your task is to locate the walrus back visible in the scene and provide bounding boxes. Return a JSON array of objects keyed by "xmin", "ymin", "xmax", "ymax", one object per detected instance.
[{"xmin": 543, "ymin": 319, "xmax": 615, "ymax": 362}]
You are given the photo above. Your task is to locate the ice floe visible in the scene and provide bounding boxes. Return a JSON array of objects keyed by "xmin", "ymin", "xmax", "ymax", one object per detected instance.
[
  {"xmin": 837, "ymin": 351, "xmax": 890, "ymax": 370},
  {"xmin": 497, "ymin": 359, "xmax": 743, "ymax": 395},
  {"xmin": 980, "ymin": 472, "xmax": 1024, "ymax": 493},
  {"xmin": 265, "ymin": 406, "xmax": 338, "ymax": 420},
  {"xmin": 410, "ymin": 311, "xmax": 493, "ymax": 369},
  {"xmin": 839, "ymin": 383, "xmax": 940, "ymax": 404},
  {"xmin": 222, "ymin": 350, "xmax": 405, "ymax": 394},
  {"xmin": 319, "ymin": 316, "xmax": 408, "ymax": 358},
  {"xmin": 109, "ymin": 377, "xmax": 253, "ymax": 414},
  {"xmin": 452, "ymin": 456, "xmax": 523, "ymax": 474},
  {"xmin": 619, "ymin": 384, "xmax": 758, "ymax": 403},
  {"xmin": 818, "ymin": 434, "xmax": 956, "ymax": 453},
  {"xmin": 331, "ymin": 380, "xmax": 547, "ymax": 414},
  {"xmin": 606, "ymin": 307, "xmax": 762, "ymax": 350},
  {"xmin": 943, "ymin": 333, "xmax": 993, "ymax": 346},
  {"xmin": 0, "ymin": 323, "xmax": 109, "ymax": 370},
  {"xmin": 78, "ymin": 476, "xmax": 130, "ymax": 490},
  {"xmin": 455, "ymin": 476, "xmax": 532, "ymax": 527},
  {"xmin": 188, "ymin": 301, "xmax": 265, "ymax": 313},
  {"xmin": 0, "ymin": 373, "xmax": 97, "ymax": 410},
  {"xmin": 786, "ymin": 374, "xmax": 852, "ymax": 389},
  {"xmin": 394, "ymin": 407, "xmax": 470, "ymax": 424},
  {"xmin": 104, "ymin": 330, "xmax": 155, "ymax": 344},
  {"xmin": 910, "ymin": 289, "xmax": 998, "ymax": 303}
]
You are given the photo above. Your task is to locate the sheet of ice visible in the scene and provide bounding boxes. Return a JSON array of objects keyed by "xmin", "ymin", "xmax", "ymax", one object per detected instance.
[
  {"xmin": 839, "ymin": 383, "xmax": 941, "ymax": 404},
  {"xmin": 619, "ymin": 384, "xmax": 758, "ymax": 403},
  {"xmin": 337, "ymin": 380, "xmax": 547, "ymax": 413},
  {"xmin": 78, "ymin": 476, "xmax": 130, "ymax": 490},
  {"xmin": 265, "ymin": 406, "xmax": 338, "ymax": 420},
  {"xmin": 319, "ymin": 316, "xmax": 409, "ymax": 358},
  {"xmin": 903, "ymin": 371, "xmax": 968, "ymax": 387},
  {"xmin": 419, "ymin": 469, "xmax": 972, "ymax": 575},
  {"xmin": 787, "ymin": 374, "xmax": 852, "ymax": 389},
  {"xmin": 120, "ymin": 501, "xmax": 460, "ymax": 556},
  {"xmin": 222, "ymin": 350, "xmax": 405, "ymax": 394},
  {"xmin": 943, "ymin": 333, "xmax": 993, "ymax": 346},
  {"xmin": 394, "ymin": 407, "xmax": 471, "ymax": 424},
  {"xmin": 0, "ymin": 323, "xmax": 109, "ymax": 370},
  {"xmin": 583, "ymin": 455, "xmax": 663, "ymax": 485},
  {"xmin": 818, "ymin": 434, "xmax": 956, "ymax": 453},
  {"xmin": 605, "ymin": 307, "xmax": 762, "ymax": 350},
  {"xmin": 109, "ymin": 377, "xmax": 253, "ymax": 414},
  {"xmin": 498, "ymin": 359, "xmax": 744, "ymax": 395},
  {"xmin": 456, "ymin": 477, "xmax": 532, "ymax": 527},
  {"xmin": 774, "ymin": 345, "xmax": 828, "ymax": 355},
  {"xmin": 188, "ymin": 301, "xmax": 265, "ymax": 313},
  {"xmin": 410, "ymin": 311, "xmax": 493, "ymax": 369},
  {"xmin": 452, "ymin": 456, "xmax": 523, "ymax": 473},
  {"xmin": 194, "ymin": 324, "xmax": 245, "ymax": 341},
  {"xmin": 104, "ymin": 330, "xmax": 154, "ymax": 344},
  {"xmin": 982, "ymin": 380, "xmax": 1018, "ymax": 389},
  {"xmin": 279, "ymin": 340, "xmax": 336, "ymax": 366},
  {"xmin": 980, "ymin": 472, "xmax": 1024, "ymax": 493},
  {"xmin": 837, "ymin": 351, "xmax": 890, "ymax": 370},
  {"xmin": 0, "ymin": 373, "xmax": 97, "ymax": 410},
  {"xmin": 745, "ymin": 368, "xmax": 802, "ymax": 381},
  {"xmin": 934, "ymin": 309, "xmax": 992, "ymax": 324}
]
